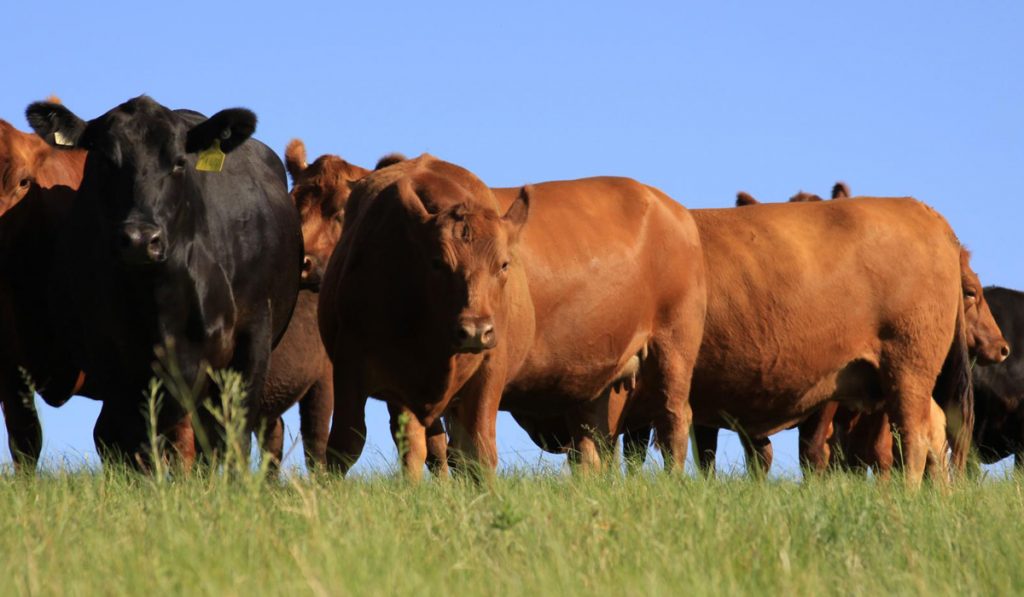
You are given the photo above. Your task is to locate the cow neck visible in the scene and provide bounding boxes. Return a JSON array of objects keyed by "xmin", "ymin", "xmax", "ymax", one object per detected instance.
[{"xmin": 0, "ymin": 187, "xmax": 54, "ymax": 259}]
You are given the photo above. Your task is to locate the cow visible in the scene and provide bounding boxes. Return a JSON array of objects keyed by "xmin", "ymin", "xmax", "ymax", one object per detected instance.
[
  {"xmin": 972, "ymin": 287, "xmax": 1024, "ymax": 468},
  {"xmin": 685, "ymin": 184, "xmax": 1003, "ymax": 478},
  {"xmin": 0, "ymin": 116, "xmax": 86, "ymax": 470},
  {"xmin": 244, "ymin": 138, "xmax": 372, "ymax": 471},
  {"xmin": 692, "ymin": 197, "xmax": 975, "ymax": 485},
  {"xmin": 319, "ymin": 155, "xmax": 707, "ymax": 478},
  {"xmin": 251, "ymin": 141, "xmax": 446, "ymax": 475},
  {"xmin": 603, "ymin": 196, "xmax": 974, "ymax": 486},
  {"xmin": 25, "ymin": 96, "xmax": 302, "ymax": 467}
]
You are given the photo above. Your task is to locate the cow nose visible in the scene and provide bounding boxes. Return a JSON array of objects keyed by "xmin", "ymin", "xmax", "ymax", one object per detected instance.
[
  {"xmin": 299, "ymin": 255, "xmax": 322, "ymax": 290},
  {"xmin": 1000, "ymin": 344, "xmax": 1011, "ymax": 360},
  {"xmin": 455, "ymin": 317, "xmax": 496, "ymax": 353},
  {"xmin": 118, "ymin": 223, "xmax": 166, "ymax": 264}
]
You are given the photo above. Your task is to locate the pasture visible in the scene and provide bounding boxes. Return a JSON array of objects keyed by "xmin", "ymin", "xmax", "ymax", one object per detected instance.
[{"xmin": 3, "ymin": 467, "xmax": 1023, "ymax": 596}]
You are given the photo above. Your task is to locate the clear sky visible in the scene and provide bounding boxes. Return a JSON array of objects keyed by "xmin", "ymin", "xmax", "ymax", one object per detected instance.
[{"xmin": 2, "ymin": 1, "xmax": 1021, "ymax": 475}]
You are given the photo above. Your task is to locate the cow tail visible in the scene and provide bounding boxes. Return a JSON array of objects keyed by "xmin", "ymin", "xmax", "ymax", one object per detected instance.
[{"xmin": 935, "ymin": 299, "xmax": 974, "ymax": 476}]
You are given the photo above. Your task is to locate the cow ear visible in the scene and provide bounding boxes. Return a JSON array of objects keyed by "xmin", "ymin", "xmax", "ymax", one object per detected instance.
[
  {"xmin": 395, "ymin": 177, "xmax": 430, "ymax": 222},
  {"xmin": 186, "ymin": 108, "xmax": 257, "ymax": 154},
  {"xmin": 832, "ymin": 181, "xmax": 851, "ymax": 199},
  {"xmin": 25, "ymin": 101, "xmax": 87, "ymax": 149},
  {"xmin": 375, "ymin": 153, "xmax": 407, "ymax": 170},
  {"xmin": 284, "ymin": 138, "xmax": 308, "ymax": 183},
  {"xmin": 736, "ymin": 191, "xmax": 758, "ymax": 206},
  {"xmin": 503, "ymin": 185, "xmax": 531, "ymax": 240}
]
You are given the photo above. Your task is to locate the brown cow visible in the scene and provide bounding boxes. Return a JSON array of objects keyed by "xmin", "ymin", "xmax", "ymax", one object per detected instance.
[
  {"xmin": 254, "ymin": 141, "xmax": 448, "ymax": 475},
  {"xmin": 247, "ymin": 139, "xmax": 369, "ymax": 471},
  {"xmin": 0, "ymin": 117, "xmax": 86, "ymax": 469},
  {"xmin": 319, "ymin": 155, "xmax": 707, "ymax": 477},
  {"xmin": 691, "ymin": 197, "xmax": 974, "ymax": 485},
  {"xmin": 699, "ymin": 184, "xmax": 1003, "ymax": 478}
]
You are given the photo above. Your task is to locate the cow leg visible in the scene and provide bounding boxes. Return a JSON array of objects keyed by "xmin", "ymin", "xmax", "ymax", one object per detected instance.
[
  {"xmin": 424, "ymin": 418, "xmax": 449, "ymax": 479},
  {"xmin": 843, "ymin": 411, "xmax": 880, "ymax": 477},
  {"xmin": 693, "ymin": 425, "xmax": 718, "ymax": 477},
  {"xmin": 93, "ymin": 400, "xmax": 137, "ymax": 467},
  {"xmin": 229, "ymin": 319, "xmax": 275, "ymax": 467},
  {"xmin": 325, "ymin": 369, "xmax": 367, "ymax": 474},
  {"xmin": 653, "ymin": 400, "xmax": 692, "ymax": 473},
  {"xmin": 871, "ymin": 414, "xmax": 894, "ymax": 479},
  {"xmin": 742, "ymin": 434, "xmax": 772, "ymax": 477},
  {"xmin": 798, "ymin": 403, "xmax": 837, "ymax": 474},
  {"xmin": 566, "ymin": 390, "xmax": 615, "ymax": 474},
  {"xmin": 925, "ymin": 402, "xmax": 950, "ymax": 484},
  {"xmin": 165, "ymin": 413, "xmax": 195, "ymax": 471},
  {"xmin": 1013, "ymin": 417, "xmax": 1024, "ymax": 474},
  {"xmin": 297, "ymin": 377, "xmax": 332, "ymax": 472},
  {"xmin": 259, "ymin": 416, "xmax": 285, "ymax": 474},
  {"xmin": 1, "ymin": 373, "xmax": 42, "ymax": 472},
  {"xmin": 448, "ymin": 366, "xmax": 505, "ymax": 478},
  {"xmin": 622, "ymin": 425, "xmax": 652, "ymax": 474},
  {"xmin": 644, "ymin": 347, "xmax": 698, "ymax": 474},
  {"xmin": 388, "ymin": 402, "xmax": 429, "ymax": 482},
  {"xmin": 887, "ymin": 385, "xmax": 933, "ymax": 487}
]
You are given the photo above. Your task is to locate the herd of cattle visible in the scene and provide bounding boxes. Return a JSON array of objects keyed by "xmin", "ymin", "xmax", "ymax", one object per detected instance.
[{"xmin": 1, "ymin": 95, "xmax": 1021, "ymax": 485}]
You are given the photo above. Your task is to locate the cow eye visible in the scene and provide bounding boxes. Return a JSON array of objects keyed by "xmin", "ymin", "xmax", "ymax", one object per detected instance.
[
  {"xmin": 172, "ymin": 157, "xmax": 187, "ymax": 175},
  {"xmin": 499, "ymin": 261, "xmax": 510, "ymax": 274},
  {"xmin": 19, "ymin": 178, "xmax": 31, "ymax": 188}
]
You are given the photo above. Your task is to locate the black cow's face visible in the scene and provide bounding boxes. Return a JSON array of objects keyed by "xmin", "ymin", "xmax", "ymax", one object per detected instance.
[{"xmin": 26, "ymin": 96, "xmax": 256, "ymax": 267}]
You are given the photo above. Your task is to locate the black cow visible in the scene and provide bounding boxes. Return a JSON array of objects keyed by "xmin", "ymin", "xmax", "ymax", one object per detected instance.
[
  {"xmin": 26, "ymin": 96, "xmax": 302, "ymax": 465},
  {"xmin": 973, "ymin": 286, "xmax": 1024, "ymax": 468}
]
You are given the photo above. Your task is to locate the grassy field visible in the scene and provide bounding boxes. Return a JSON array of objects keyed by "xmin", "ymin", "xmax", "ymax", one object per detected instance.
[{"xmin": 1, "ymin": 467, "xmax": 1022, "ymax": 596}]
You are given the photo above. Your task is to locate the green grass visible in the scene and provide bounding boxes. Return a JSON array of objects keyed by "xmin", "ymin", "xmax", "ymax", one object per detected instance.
[{"xmin": 1, "ymin": 468, "xmax": 1022, "ymax": 596}]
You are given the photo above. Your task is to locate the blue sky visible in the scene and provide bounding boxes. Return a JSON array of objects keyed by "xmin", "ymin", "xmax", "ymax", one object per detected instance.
[{"xmin": 2, "ymin": 2, "xmax": 1021, "ymax": 475}]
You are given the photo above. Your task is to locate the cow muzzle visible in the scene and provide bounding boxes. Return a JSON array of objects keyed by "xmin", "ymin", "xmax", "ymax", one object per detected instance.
[
  {"xmin": 455, "ymin": 316, "xmax": 496, "ymax": 353},
  {"xmin": 299, "ymin": 255, "xmax": 322, "ymax": 290},
  {"xmin": 975, "ymin": 337, "xmax": 1011, "ymax": 366},
  {"xmin": 118, "ymin": 222, "xmax": 167, "ymax": 265}
]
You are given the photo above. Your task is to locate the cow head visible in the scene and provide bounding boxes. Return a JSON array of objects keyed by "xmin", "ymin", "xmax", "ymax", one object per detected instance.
[
  {"xmin": 737, "ymin": 181, "xmax": 851, "ymax": 208},
  {"xmin": 394, "ymin": 173, "xmax": 529, "ymax": 354},
  {"xmin": 285, "ymin": 139, "xmax": 374, "ymax": 289},
  {"xmin": 960, "ymin": 249, "xmax": 1010, "ymax": 365},
  {"xmin": 788, "ymin": 191, "xmax": 824, "ymax": 202},
  {"xmin": 735, "ymin": 191, "xmax": 759, "ymax": 207},
  {"xmin": 0, "ymin": 121, "xmax": 48, "ymax": 216},
  {"xmin": 26, "ymin": 95, "xmax": 256, "ymax": 266}
]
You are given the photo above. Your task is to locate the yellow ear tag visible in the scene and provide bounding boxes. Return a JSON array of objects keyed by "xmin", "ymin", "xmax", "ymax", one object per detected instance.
[
  {"xmin": 196, "ymin": 139, "xmax": 226, "ymax": 173},
  {"xmin": 53, "ymin": 130, "xmax": 73, "ymax": 146}
]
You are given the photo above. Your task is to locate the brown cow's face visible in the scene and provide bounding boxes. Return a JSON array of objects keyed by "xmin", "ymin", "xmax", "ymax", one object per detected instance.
[
  {"xmin": 0, "ymin": 121, "xmax": 46, "ymax": 217},
  {"xmin": 289, "ymin": 155, "xmax": 369, "ymax": 288},
  {"xmin": 402, "ymin": 184, "xmax": 529, "ymax": 354},
  {"xmin": 960, "ymin": 251, "xmax": 1010, "ymax": 365}
]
